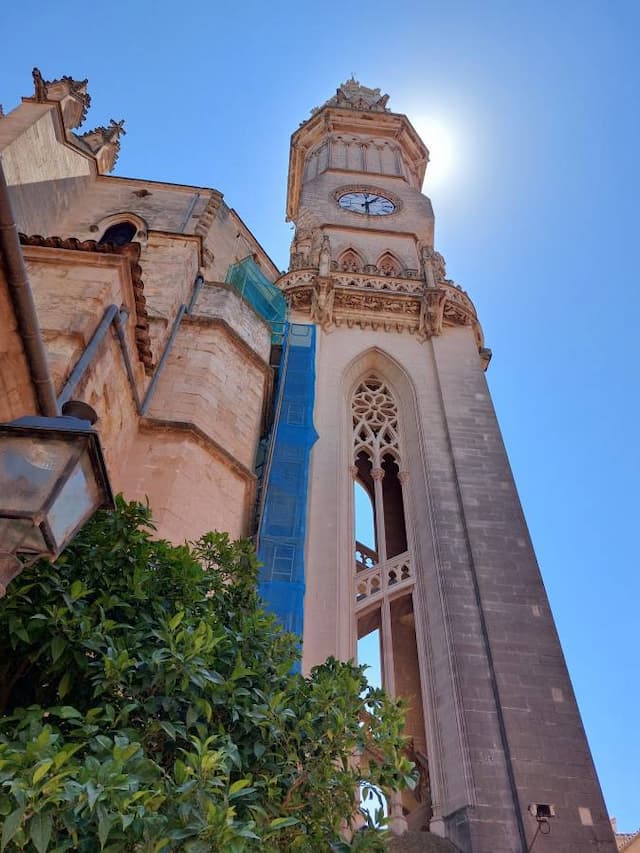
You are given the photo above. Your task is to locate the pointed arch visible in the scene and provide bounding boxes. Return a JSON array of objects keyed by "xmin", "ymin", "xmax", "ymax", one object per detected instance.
[
  {"xmin": 376, "ymin": 251, "xmax": 404, "ymax": 277},
  {"xmin": 337, "ymin": 246, "xmax": 365, "ymax": 273}
]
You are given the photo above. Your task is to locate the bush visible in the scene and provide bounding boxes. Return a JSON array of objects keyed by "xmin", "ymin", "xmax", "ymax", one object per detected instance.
[{"xmin": 0, "ymin": 499, "xmax": 414, "ymax": 851}]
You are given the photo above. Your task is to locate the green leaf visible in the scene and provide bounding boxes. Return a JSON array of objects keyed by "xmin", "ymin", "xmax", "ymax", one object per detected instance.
[
  {"xmin": 86, "ymin": 780, "xmax": 100, "ymax": 809},
  {"xmin": 168, "ymin": 611, "xmax": 184, "ymax": 630},
  {"xmin": 33, "ymin": 759, "xmax": 54, "ymax": 784},
  {"xmin": 174, "ymin": 760, "xmax": 188, "ymax": 784},
  {"xmin": 51, "ymin": 705, "xmax": 82, "ymax": 719},
  {"xmin": 269, "ymin": 816, "xmax": 299, "ymax": 830},
  {"xmin": 1, "ymin": 807, "xmax": 24, "ymax": 851},
  {"xmin": 69, "ymin": 580, "xmax": 85, "ymax": 601},
  {"xmin": 158, "ymin": 721, "xmax": 176, "ymax": 740},
  {"xmin": 51, "ymin": 635, "xmax": 66, "ymax": 663},
  {"xmin": 98, "ymin": 810, "xmax": 112, "ymax": 848},
  {"xmin": 57, "ymin": 671, "xmax": 72, "ymax": 699},
  {"xmin": 30, "ymin": 812, "xmax": 53, "ymax": 853},
  {"xmin": 228, "ymin": 778, "xmax": 251, "ymax": 795}
]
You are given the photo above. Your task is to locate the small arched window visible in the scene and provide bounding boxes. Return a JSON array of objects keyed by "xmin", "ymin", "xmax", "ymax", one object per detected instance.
[
  {"xmin": 99, "ymin": 221, "xmax": 137, "ymax": 246},
  {"xmin": 377, "ymin": 252, "xmax": 403, "ymax": 277},
  {"xmin": 338, "ymin": 248, "xmax": 364, "ymax": 273}
]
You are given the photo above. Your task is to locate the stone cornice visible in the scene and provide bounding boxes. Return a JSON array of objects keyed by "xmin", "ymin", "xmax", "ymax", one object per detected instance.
[{"xmin": 279, "ymin": 268, "xmax": 489, "ymax": 367}]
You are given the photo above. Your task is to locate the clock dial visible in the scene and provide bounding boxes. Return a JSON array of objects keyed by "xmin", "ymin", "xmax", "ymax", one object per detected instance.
[{"xmin": 338, "ymin": 191, "xmax": 396, "ymax": 215}]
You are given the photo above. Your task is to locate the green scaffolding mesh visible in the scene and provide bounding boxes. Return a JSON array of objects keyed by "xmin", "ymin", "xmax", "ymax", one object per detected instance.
[
  {"xmin": 225, "ymin": 257, "xmax": 286, "ymax": 340},
  {"xmin": 257, "ymin": 324, "xmax": 318, "ymax": 669}
]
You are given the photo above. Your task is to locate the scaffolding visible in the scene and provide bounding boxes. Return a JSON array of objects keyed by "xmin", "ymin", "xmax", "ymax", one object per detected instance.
[
  {"xmin": 225, "ymin": 256, "xmax": 286, "ymax": 341},
  {"xmin": 256, "ymin": 324, "xmax": 317, "ymax": 661}
]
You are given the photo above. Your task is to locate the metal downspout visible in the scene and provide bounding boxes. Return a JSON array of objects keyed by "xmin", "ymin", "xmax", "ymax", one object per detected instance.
[
  {"xmin": 0, "ymin": 161, "xmax": 58, "ymax": 417},
  {"xmin": 56, "ymin": 273, "xmax": 204, "ymax": 416}
]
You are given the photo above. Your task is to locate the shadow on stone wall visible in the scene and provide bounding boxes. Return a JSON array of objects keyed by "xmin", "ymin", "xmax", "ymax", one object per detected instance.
[{"xmin": 387, "ymin": 832, "xmax": 460, "ymax": 853}]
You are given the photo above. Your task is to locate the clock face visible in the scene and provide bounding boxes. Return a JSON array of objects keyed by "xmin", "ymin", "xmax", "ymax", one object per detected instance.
[{"xmin": 338, "ymin": 191, "xmax": 396, "ymax": 215}]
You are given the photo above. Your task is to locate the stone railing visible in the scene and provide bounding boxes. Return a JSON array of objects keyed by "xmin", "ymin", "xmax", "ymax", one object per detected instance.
[
  {"xmin": 354, "ymin": 550, "xmax": 413, "ymax": 610},
  {"xmin": 355, "ymin": 541, "xmax": 377, "ymax": 570}
]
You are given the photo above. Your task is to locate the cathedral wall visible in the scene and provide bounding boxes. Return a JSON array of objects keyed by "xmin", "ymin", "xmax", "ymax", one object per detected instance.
[
  {"xmin": 144, "ymin": 318, "xmax": 269, "ymax": 473},
  {"xmin": 57, "ymin": 179, "xmax": 215, "ymax": 240},
  {"xmin": 24, "ymin": 246, "xmax": 146, "ymax": 478},
  {"xmin": 136, "ymin": 234, "xmax": 200, "ymax": 354},
  {"xmin": 202, "ymin": 202, "xmax": 280, "ymax": 284},
  {"xmin": 0, "ymin": 266, "xmax": 38, "ymax": 421},
  {"xmin": 0, "ymin": 104, "xmax": 93, "ymax": 235},
  {"xmin": 119, "ymin": 427, "xmax": 252, "ymax": 542}
]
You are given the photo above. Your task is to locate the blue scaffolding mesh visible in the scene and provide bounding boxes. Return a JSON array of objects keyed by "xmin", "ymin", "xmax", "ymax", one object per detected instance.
[
  {"xmin": 225, "ymin": 257, "xmax": 286, "ymax": 340},
  {"xmin": 257, "ymin": 324, "xmax": 317, "ymax": 657}
]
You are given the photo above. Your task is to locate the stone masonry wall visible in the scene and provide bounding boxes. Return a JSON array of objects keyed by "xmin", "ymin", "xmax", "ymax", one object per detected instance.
[
  {"xmin": 432, "ymin": 327, "xmax": 616, "ymax": 853},
  {"xmin": 0, "ymin": 104, "xmax": 93, "ymax": 235}
]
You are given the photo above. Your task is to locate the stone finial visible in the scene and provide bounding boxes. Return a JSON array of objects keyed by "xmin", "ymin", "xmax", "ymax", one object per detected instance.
[
  {"xmin": 32, "ymin": 67, "xmax": 48, "ymax": 101},
  {"xmin": 311, "ymin": 78, "xmax": 390, "ymax": 116},
  {"xmin": 31, "ymin": 68, "xmax": 91, "ymax": 129},
  {"xmin": 76, "ymin": 119, "xmax": 126, "ymax": 173}
]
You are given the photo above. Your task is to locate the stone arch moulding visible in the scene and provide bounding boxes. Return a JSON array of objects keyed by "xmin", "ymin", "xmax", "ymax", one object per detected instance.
[
  {"xmin": 91, "ymin": 211, "xmax": 149, "ymax": 244},
  {"xmin": 338, "ymin": 345, "xmax": 475, "ymax": 819},
  {"xmin": 376, "ymin": 250, "xmax": 404, "ymax": 277},
  {"xmin": 337, "ymin": 246, "xmax": 366, "ymax": 273}
]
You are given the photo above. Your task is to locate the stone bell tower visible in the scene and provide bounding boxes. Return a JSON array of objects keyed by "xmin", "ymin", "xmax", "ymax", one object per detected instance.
[{"xmin": 278, "ymin": 79, "xmax": 615, "ymax": 853}]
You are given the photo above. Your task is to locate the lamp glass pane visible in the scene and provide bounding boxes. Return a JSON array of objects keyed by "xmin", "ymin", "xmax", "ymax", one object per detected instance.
[
  {"xmin": 0, "ymin": 516, "xmax": 47, "ymax": 553},
  {"xmin": 0, "ymin": 436, "xmax": 72, "ymax": 512},
  {"xmin": 47, "ymin": 451, "xmax": 101, "ymax": 547}
]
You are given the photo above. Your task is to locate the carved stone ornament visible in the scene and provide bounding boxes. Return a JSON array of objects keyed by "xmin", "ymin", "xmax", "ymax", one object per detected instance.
[
  {"xmin": 310, "ymin": 278, "xmax": 335, "ymax": 330},
  {"xmin": 76, "ymin": 119, "xmax": 126, "ymax": 173},
  {"xmin": 418, "ymin": 290, "xmax": 446, "ymax": 341},
  {"xmin": 312, "ymin": 77, "xmax": 390, "ymax": 115},
  {"xmin": 31, "ymin": 68, "xmax": 91, "ymax": 128},
  {"xmin": 318, "ymin": 234, "xmax": 332, "ymax": 277},
  {"xmin": 279, "ymin": 261, "xmax": 487, "ymax": 364}
]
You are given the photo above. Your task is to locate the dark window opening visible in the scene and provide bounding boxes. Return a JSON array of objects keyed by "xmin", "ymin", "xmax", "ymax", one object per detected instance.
[
  {"xmin": 99, "ymin": 221, "xmax": 137, "ymax": 246},
  {"xmin": 382, "ymin": 454, "xmax": 407, "ymax": 558}
]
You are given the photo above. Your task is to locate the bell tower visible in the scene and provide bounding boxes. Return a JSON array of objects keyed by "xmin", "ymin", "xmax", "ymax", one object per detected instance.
[{"xmin": 277, "ymin": 80, "xmax": 615, "ymax": 852}]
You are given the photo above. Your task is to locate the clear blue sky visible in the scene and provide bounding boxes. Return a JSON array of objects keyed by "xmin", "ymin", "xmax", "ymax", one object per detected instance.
[{"xmin": 2, "ymin": 0, "xmax": 638, "ymax": 832}]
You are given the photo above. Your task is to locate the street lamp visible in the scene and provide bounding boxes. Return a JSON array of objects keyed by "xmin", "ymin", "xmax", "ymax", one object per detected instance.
[{"xmin": 0, "ymin": 401, "xmax": 114, "ymax": 594}]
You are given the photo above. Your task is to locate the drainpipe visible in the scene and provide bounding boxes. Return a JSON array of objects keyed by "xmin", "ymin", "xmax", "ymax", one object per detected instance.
[
  {"xmin": 56, "ymin": 274, "xmax": 205, "ymax": 416},
  {"xmin": 0, "ymin": 161, "xmax": 58, "ymax": 417}
]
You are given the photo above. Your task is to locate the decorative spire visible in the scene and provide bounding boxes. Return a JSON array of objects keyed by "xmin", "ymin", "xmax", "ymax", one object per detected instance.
[
  {"xmin": 31, "ymin": 67, "xmax": 91, "ymax": 128},
  {"xmin": 311, "ymin": 78, "xmax": 390, "ymax": 116},
  {"xmin": 76, "ymin": 119, "xmax": 126, "ymax": 174}
]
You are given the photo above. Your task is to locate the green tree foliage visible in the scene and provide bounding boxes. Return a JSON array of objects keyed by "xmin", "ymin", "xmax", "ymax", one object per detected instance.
[{"xmin": 0, "ymin": 499, "xmax": 414, "ymax": 851}]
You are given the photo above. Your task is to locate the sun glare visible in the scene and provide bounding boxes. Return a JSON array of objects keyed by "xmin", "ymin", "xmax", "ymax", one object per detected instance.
[{"xmin": 409, "ymin": 115, "xmax": 458, "ymax": 190}]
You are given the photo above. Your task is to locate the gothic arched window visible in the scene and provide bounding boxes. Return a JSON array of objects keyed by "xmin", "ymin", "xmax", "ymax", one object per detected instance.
[
  {"xmin": 99, "ymin": 221, "xmax": 137, "ymax": 246},
  {"xmin": 376, "ymin": 252, "xmax": 403, "ymax": 278},
  {"xmin": 338, "ymin": 247, "xmax": 365, "ymax": 273}
]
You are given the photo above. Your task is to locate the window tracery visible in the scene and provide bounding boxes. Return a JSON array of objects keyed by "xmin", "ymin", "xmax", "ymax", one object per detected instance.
[{"xmin": 352, "ymin": 376, "xmax": 400, "ymax": 467}]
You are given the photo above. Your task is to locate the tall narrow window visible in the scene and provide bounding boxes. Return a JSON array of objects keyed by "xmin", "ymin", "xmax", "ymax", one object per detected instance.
[{"xmin": 351, "ymin": 376, "xmax": 406, "ymax": 565}]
